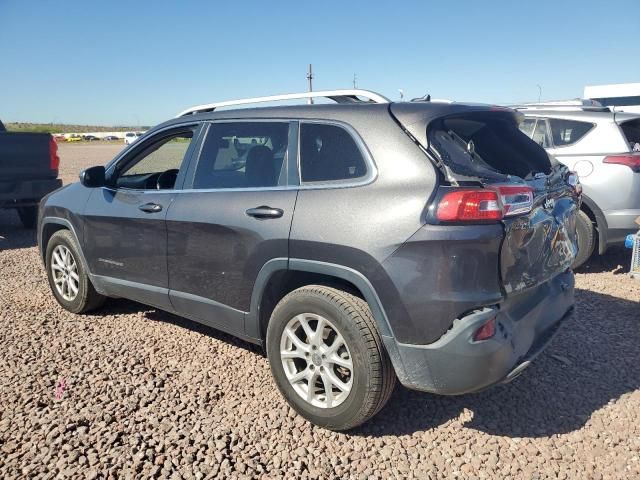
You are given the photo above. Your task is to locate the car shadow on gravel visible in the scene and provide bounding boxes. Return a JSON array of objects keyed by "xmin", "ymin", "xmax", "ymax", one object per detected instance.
[
  {"xmin": 575, "ymin": 245, "xmax": 632, "ymax": 274},
  {"xmin": 95, "ymin": 298, "xmax": 264, "ymax": 356},
  {"xmin": 354, "ymin": 288, "xmax": 639, "ymax": 438},
  {"xmin": 0, "ymin": 209, "xmax": 37, "ymax": 250}
]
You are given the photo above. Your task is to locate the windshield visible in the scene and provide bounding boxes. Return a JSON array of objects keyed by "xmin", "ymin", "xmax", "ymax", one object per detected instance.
[{"xmin": 428, "ymin": 112, "xmax": 552, "ymax": 180}]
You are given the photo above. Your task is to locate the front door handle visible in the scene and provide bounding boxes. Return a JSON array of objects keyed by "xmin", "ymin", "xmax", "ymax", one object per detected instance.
[
  {"xmin": 246, "ymin": 206, "xmax": 284, "ymax": 219},
  {"xmin": 138, "ymin": 202, "xmax": 163, "ymax": 213}
]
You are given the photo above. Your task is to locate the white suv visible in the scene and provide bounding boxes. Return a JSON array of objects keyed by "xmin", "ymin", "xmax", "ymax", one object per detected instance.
[
  {"xmin": 517, "ymin": 101, "xmax": 640, "ymax": 267},
  {"xmin": 124, "ymin": 132, "xmax": 143, "ymax": 145}
]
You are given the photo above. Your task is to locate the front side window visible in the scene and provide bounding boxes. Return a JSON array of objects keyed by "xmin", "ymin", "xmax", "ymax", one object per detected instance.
[
  {"xmin": 192, "ymin": 122, "xmax": 289, "ymax": 189},
  {"xmin": 299, "ymin": 123, "xmax": 367, "ymax": 183},
  {"xmin": 549, "ymin": 119, "xmax": 594, "ymax": 147},
  {"xmin": 114, "ymin": 127, "xmax": 196, "ymax": 189}
]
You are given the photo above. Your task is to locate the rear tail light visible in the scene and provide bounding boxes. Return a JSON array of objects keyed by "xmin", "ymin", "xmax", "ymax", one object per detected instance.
[
  {"xmin": 49, "ymin": 137, "xmax": 60, "ymax": 170},
  {"xmin": 436, "ymin": 190, "xmax": 502, "ymax": 222},
  {"xmin": 603, "ymin": 154, "xmax": 640, "ymax": 172},
  {"xmin": 435, "ymin": 185, "xmax": 533, "ymax": 223},
  {"xmin": 473, "ymin": 316, "xmax": 496, "ymax": 341}
]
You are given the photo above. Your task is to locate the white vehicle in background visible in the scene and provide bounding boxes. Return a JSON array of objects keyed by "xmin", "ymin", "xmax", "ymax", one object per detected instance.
[
  {"xmin": 515, "ymin": 100, "xmax": 640, "ymax": 268},
  {"xmin": 124, "ymin": 132, "xmax": 143, "ymax": 145}
]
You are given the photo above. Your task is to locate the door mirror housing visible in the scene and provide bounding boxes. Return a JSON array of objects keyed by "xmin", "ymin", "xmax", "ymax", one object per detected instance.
[{"xmin": 79, "ymin": 166, "xmax": 106, "ymax": 188}]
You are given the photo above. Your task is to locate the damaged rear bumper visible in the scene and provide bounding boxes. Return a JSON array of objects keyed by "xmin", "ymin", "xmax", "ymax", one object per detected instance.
[{"xmin": 384, "ymin": 269, "xmax": 575, "ymax": 395}]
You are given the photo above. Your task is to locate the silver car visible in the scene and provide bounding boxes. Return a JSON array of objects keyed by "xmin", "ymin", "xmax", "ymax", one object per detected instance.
[{"xmin": 517, "ymin": 102, "xmax": 640, "ymax": 267}]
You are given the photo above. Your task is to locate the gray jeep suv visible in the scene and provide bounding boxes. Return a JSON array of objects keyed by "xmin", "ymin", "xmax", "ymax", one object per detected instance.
[{"xmin": 38, "ymin": 90, "xmax": 580, "ymax": 430}]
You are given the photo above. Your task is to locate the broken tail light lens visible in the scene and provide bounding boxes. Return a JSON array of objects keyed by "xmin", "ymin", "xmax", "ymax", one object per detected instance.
[{"xmin": 493, "ymin": 185, "xmax": 534, "ymax": 217}]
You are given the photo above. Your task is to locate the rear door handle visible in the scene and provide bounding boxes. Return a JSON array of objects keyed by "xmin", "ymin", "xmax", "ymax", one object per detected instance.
[
  {"xmin": 138, "ymin": 202, "xmax": 163, "ymax": 213},
  {"xmin": 246, "ymin": 206, "xmax": 284, "ymax": 219}
]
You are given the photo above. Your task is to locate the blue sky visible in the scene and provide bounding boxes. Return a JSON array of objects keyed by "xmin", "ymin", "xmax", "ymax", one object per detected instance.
[{"xmin": 1, "ymin": 0, "xmax": 638, "ymax": 125}]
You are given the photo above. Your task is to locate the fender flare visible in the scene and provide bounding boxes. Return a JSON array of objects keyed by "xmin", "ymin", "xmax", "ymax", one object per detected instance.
[{"xmin": 245, "ymin": 258, "xmax": 394, "ymax": 340}]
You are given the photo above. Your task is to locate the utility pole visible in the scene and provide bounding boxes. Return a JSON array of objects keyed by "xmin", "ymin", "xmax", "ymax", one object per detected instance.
[
  {"xmin": 537, "ymin": 84, "xmax": 542, "ymax": 103},
  {"xmin": 307, "ymin": 64, "xmax": 314, "ymax": 104},
  {"xmin": 353, "ymin": 73, "xmax": 357, "ymax": 89}
]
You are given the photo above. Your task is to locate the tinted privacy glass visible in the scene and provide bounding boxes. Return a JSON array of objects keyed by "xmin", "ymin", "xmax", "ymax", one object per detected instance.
[
  {"xmin": 121, "ymin": 130, "xmax": 194, "ymax": 177},
  {"xmin": 192, "ymin": 122, "xmax": 289, "ymax": 189},
  {"xmin": 299, "ymin": 123, "xmax": 367, "ymax": 182},
  {"xmin": 549, "ymin": 119, "xmax": 593, "ymax": 146},
  {"xmin": 620, "ymin": 119, "xmax": 640, "ymax": 151},
  {"xmin": 429, "ymin": 112, "xmax": 552, "ymax": 179}
]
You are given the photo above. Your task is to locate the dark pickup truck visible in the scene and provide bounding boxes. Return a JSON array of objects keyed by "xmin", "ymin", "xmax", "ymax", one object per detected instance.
[{"xmin": 0, "ymin": 120, "xmax": 62, "ymax": 227}]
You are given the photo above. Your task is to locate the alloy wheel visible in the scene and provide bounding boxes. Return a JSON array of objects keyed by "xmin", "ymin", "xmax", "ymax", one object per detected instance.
[
  {"xmin": 51, "ymin": 245, "xmax": 79, "ymax": 301},
  {"xmin": 280, "ymin": 313, "xmax": 353, "ymax": 409}
]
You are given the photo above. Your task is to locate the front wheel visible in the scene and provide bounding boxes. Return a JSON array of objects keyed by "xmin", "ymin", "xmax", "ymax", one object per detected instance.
[
  {"xmin": 266, "ymin": 285, "xmax": 396, "ymax": 430},
  {"xmin": 46, "ymin": 230, "xmax": 106, "ymax": 313}
]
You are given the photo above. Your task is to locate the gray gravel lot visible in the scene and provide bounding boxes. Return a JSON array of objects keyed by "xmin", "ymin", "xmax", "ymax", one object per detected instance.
[{"xmin": 1, "ymin": 143, "xmax": 639, "ymax": 479}]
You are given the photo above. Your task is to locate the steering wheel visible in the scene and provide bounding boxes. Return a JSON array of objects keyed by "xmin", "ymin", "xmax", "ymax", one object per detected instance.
[{"xmin": 156, "ymin": 169, "xmax": 179, "ymax": 190}]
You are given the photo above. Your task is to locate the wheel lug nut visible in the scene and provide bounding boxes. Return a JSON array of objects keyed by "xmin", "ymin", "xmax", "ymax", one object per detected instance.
[{"xmin": 309, "ymin": 365, "xmax": 314, "ymax": 370}]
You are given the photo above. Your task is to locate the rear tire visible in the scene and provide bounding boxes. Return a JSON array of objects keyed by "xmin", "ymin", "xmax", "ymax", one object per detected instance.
[
  {"xmin": 46, "ymin": 230, "xmax": 106, "ymax": 313},
  {"xmin": 17, "ymin": 206, "xmax": 37, "ymax": 229},
  {"xmin": 572, "ymin": 210, "xmax": 596, "ymax": 269},
  {"xmin": 266, "ymin": 285, "xmax": 396, "ymax": 430}
]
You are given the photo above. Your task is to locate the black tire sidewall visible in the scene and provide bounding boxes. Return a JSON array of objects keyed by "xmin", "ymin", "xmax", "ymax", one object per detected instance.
[
  {"xmin": 573, "ymin": 210, "xmax": 595, "ymax": 269},
  {"xmin": 45, "ymin": 231, "xmax": 91, "ymax": 313},
  {"xmin": 266, "ymin": 291, "xmax": 374, "ymax": 429}
]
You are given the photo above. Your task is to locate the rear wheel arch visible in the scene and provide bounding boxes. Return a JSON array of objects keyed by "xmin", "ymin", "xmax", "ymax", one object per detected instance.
[{"xmin": 247, "ymin": 259, "xmax": 394, "ymax": 343}]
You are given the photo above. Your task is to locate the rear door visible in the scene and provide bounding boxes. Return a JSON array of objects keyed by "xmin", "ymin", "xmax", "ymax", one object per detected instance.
[{"xmin": 166, "ymin": 120, "xmax": 297, "ymax": 338}]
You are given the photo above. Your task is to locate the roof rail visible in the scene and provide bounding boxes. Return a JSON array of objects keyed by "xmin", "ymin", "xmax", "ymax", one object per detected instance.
[
  {"xmin": 511, "ymin": 99, "xmax": 610, "ymax": 112},
  {"xmin": 177, "ymin": 89, "xmax": 391, "ymax": 117}
]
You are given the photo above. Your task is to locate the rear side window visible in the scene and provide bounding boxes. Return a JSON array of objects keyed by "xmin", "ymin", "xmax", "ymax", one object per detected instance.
[
  {"xmin": 620, "ymin": 119, "xmax": 640, "ymax": 152},
  {"xmin": 192, "ymin": 122, "xmax": 289, "ymax": 189},
  {"xmin": 549, "ymin": 119, "xmax": 594, "ymax": 147},
  {"xmin": 299, "ymin": 123, "xmax": 367, "ymax": 183},
  {"xmin": 428, "ymin": 112, "xmax": 552, "ymax": 179},
  {"xmin": 519, "ymin": 119, "xmax": 536, "ymax": 137}
]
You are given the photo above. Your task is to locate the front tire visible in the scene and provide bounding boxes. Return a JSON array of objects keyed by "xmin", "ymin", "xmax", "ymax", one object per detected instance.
[
  {"xmin": 46, "ymin": 230, "xmax": 106, "ymax": 313},
  {"xmin": 572, "ymin": 210, "xmax": 596, "ymax": 269},
  {"xmin": 266, "ymin": 286, "xmax": 396, "ymax": 430}
]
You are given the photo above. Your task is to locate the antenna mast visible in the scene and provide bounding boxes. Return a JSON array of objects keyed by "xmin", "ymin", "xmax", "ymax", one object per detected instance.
[{"xmin": 307, "ymin": 64, "xmax": 314, "ymax": 104}]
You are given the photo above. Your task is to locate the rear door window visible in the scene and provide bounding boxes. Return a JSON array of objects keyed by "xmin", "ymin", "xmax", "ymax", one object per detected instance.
[
  {"xmin": 428, "ymin": 112, "xmax": 552, "ymax": 179},
  {"xmin": 191, "ymin": 122, "xmax": 289, "ymax": 189},
  {"xmin": 549, "ymin": 119, "xmax": 594, "ymax": 147},
  {"xmin": 299, "ymin": 123, "xmax": 367, "ymax": 183}
]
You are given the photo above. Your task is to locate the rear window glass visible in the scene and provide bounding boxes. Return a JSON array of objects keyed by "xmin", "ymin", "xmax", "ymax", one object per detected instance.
[
  {"xmin": 620, "ymin": 119, "xmax": 640, "ymax": 152},
  {"xmin": 428, "ymin": 112, "xmax": 552, "ymax": 179},
  {"xmin": 549, "ymin": 119, "xmax": 593, "ymax": 147},
  {"xmin": 299, "ymin": 123, "xmax": 367, "ymax": 182}
]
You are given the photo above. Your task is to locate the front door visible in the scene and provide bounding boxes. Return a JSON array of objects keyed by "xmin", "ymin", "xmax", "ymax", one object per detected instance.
[
  {"xmin": 166, "ymin": 121, "xmax": 297, "ymax": 337},
  {"xmin": 82, "ymin": 124, "xmax": 200, "ymax": 309}
]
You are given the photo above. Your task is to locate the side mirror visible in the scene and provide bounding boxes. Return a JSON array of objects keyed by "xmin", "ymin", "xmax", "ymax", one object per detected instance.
[{"xmin": 79, "ymin": 166, "xmax": 106, "ymax": 188}]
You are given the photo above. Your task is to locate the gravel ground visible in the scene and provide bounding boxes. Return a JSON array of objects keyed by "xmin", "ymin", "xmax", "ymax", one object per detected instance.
[{"xmin": 1, "ymin": 144, "xmax": 639, "ymax": 479}]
